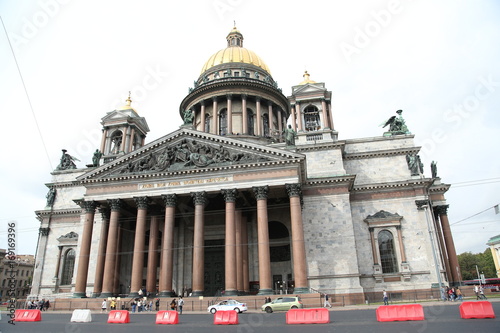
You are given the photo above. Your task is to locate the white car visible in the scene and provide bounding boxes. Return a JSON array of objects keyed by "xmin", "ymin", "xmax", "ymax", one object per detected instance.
[{"xmin": 207, "ymin": 299, "xmax": 248, "ymax": 313}]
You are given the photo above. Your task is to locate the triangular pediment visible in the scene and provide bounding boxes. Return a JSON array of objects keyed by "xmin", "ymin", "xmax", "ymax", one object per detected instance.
[
  {"xmin": 101, "ymin": 109, "xmax": 150, "ymax": 133},
  {"xmin": 291, "ymin": 83, "xmax": 326, "ymax": 95},
  {"xmin": 78, "ymin": 128, "xmax": 304, "ymax": 182}
]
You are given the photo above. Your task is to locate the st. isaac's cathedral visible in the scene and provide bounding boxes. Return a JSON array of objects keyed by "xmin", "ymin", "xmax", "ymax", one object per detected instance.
[{"xmin": 31, "ymin": 27, "xmax": 460, "ymax": 303}]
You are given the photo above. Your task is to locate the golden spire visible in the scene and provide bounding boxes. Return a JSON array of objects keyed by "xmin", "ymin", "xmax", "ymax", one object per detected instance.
[
  {"xmin": 299, "ymin": 70, "xmax": 317, "ymax": 85},
  {"xmin": 126, "ymin": 91, "xmax": 132, "ymax": 106}
]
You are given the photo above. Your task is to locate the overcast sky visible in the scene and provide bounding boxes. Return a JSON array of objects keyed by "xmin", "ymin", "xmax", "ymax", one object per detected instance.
[{"xmin": 0, "ymin": 0, "xmax": 499, "ymax": 265}]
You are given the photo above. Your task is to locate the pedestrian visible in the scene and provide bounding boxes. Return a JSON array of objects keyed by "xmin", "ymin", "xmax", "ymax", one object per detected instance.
[
  {"xmin": 178, "ymin": 296, "xmax": 184, "ymax": 314},
  {"xmin": 474, "ymin": 284, "xmax": 480, "ymax": 300},
  {"xmin": 131, "ymin": 299, "xmax": 137, "ymax": 313},
  {"xmin": 101, "ymin": 299, "xmax": 107, "ymax": 313},
  {"xmin": 324, "ymin": 293, "xmax": 332, "ymax": 308},
  {"xmin": 455, "ymin": 287, "xmax": 463, "ymax": 301},
  {"xmin": 383, "ymin": 290, "xmax": 389, "ymax": 305},
  {"xmin": 155, "ymin": 298, "xmax": 160, "ymax": 311},
  {"xmin": 170, "ymin": 298, "xmax": 177, "ymax": 311},
  {"xmin": 44, "ymin": 299, "xmax": 50, "ymax": 311},
  {"xmin": 148, "ymin": 300, "xmax": 153, "ymax": 312},
  {"xmin": 479, "ymin": 285, "xmax": 487, "ymax": 300},
  {"xmin": 137, "ymin": 299, "xmax": 143, "ymax": 312}
]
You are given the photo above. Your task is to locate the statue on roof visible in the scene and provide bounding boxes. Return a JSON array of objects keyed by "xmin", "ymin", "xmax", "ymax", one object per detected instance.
[
  {"xmin": 382, "ymin": 110, "xmax": 410, "ymax": 135},
  {"xmin": 431, "ymin": 161, "xmax": 438, "ymax": 178},
  {"xmin": 284, "ymin": 124, "xmax": 296, "ymax": 146},
  {"xmin": 56, "ymin": 149, "xmax": 79, "ymax": 170},
  {"xmin": 92, "ymin": 149, "xmax": 102, "ymax": 167},
  {"xmin": 183, "ymin": 109, "xmax": 194, "ymax": 125},
  {"xmin": 46, "ymin": 188, "xmax": 56, "ymax": 207}
]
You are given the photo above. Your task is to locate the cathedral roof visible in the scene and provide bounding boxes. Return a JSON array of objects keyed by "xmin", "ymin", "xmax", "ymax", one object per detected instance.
[{"xmin": 200, "ymin": 27, "xmax": 271, "ymax": 75}]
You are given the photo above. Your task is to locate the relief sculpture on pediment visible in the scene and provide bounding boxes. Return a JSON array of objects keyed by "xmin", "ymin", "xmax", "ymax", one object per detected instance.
[{"xmin": 118, "ymin": 139, "xmax": 269, "ymax": 174}]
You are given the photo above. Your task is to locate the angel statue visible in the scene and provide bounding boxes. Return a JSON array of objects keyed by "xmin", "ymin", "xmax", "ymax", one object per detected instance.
[
  {"xmin": 56, "ymin": 149, "xmax": 80, "ymax": 170},
  {"xmin": 381, "ymin": 110, "xmax": 410, "ymax": 135}
]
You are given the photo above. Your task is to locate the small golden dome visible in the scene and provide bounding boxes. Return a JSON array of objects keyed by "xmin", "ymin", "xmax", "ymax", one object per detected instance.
[
  {"xmin": 118, "ymin": 92, "xmax": 137, "ymax": 112},
  {"xmin": 200, "ymin": 27, "xmax": 271, "ymax": 75},
  {"xmin": 299, "ymin": 71, "xmax": 316, "ymax": 85}
]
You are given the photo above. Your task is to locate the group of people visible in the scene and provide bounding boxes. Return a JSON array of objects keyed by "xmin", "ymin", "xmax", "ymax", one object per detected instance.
[
  {"xmin": 168, "ymin": 296, "xmax": 185, "ymax": 314},
  {"xmin": 442, "ymin": 286, "xmax": 464, "ymax": 301},
  {"xmin": 130, "ymin": 298, "xmax": 155, "ymax": 312},
  {"xmin": 474, "ymin": 285, "xmax": 487, "ymax": 300},
  {"xmin": 26, "ymin": 299, "xmax": 50, "ymax": 310}
]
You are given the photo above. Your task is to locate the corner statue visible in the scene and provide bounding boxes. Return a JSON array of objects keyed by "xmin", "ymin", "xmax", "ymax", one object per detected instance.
[
  {"xmin": 56, "ymin": 149, "xmax": 79, "ymax": 170},
  {"xmin": 182, "ymin": 109, "xmax": 194, "ymax": 125},
  {"xmin": 284, "ymin": 124, "xmax": 296, "ymax": 146},
  {"xmin": 381, "ymin": 110, "xmax": 410, "ymax": 136}
]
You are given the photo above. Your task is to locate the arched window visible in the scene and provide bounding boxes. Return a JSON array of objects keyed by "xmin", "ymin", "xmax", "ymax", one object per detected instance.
[
  {"xmin": 378, "ymin": 230, "xmax": 398, "ymax": 274},
  {"xmin": 263, "ymin": 114, "xmax": 270, "ymax": 137},
  {"xmin": 110, "ymin": 131, "xmax": 123, "ymax": 154},
  {"xmin": 247, "ymin": 109, "xmax": 255, "ymax": 135},
  {"xmin": 304, "ymin": 105, "xmax": 320, "ymax": 131},
  {"xmin": 61, "ymin": 248, "xmax": 76, "ymax": 285},
  {"xmin": 219, "ymin": 109, "xmax": 227, "ymax": 135}
]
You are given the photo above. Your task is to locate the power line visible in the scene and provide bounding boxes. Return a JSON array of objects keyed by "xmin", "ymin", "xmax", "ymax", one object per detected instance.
[
  {"xmin": 450, "ymin": 204, "xmax": 499, "ymax": 226},
  {"xmin": 0, "ymin": 16, "xmax": 53, "ymax": 171}
]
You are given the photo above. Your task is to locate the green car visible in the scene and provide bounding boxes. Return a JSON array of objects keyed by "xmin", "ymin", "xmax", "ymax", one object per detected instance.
[{"xmin": 261, "ymin": 296, "xmax": 303, "ymax": 313}]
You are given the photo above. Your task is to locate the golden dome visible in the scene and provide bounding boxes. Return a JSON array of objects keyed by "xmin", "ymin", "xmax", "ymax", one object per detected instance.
[
  {"xmin": 118, "ymin": 92, "xmax": 137, "ymax": 112},
  {"xmin": 299, "ymin": 71, "xmax": 316, "ymax": 85},
  {"xmin": 200, "ymin": 27, "xmax": 271, "ymax": 75}
]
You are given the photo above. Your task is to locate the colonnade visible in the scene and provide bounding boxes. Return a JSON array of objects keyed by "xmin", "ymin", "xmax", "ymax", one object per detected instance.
[{"xmin": 73, "ymin": 184, "xmax": 308, "ymax": 297}]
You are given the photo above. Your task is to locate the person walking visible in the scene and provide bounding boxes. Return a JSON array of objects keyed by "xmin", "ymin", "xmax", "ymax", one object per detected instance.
[
  {"xmin": 178, "ymin": 296, "xmax": 184, "ymax": 314},
  {"xmin": 323, "ymin": 293, "xmax": 332, "ymax": 308},
  {"xmin": 101, "ymin": 299, "xmax": 107, "ymax": 313},
  {"xmin": 479, "ymin": 285, "xmax": 487, "ymax": 300},
  {"xmin": 455, "ymin": 287, "xmax": 463, "ymax": 301},
  {"xmin": 383, "ymin": 290, "xmax": 389, "ymax": 305},
  {"xmin": 155, "ymin": 298, "xmax": 160, "ymax": 311}
]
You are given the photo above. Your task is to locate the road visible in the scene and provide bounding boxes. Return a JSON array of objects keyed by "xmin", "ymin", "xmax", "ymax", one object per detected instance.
[{"xmin": 1, "ymin": 301, "xmax": 499, "ymax": 333}]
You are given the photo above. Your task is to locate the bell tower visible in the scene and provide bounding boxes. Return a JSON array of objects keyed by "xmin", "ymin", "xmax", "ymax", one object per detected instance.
[
  {"xmin": 99, "ymin": 94, "xmax": 150, "ymax": 163},
  {"xmin": 287, "ymin": 71, "xmax": 337, "ymax": 144}
]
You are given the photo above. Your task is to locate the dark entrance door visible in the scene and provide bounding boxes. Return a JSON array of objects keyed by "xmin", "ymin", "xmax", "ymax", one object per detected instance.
[{"xmin": 204, "ymin": 240, "xmax": 225, "ymax": 296}]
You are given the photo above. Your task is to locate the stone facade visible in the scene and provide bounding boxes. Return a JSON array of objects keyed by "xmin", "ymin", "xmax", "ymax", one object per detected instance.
[{"xmin": 30, "ymin": 27, "xmax": 459, "ymax": 302}]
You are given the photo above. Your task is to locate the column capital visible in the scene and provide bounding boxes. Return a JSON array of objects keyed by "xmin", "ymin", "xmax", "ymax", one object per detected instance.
[
  {"xmin": 252, "ymin": 186, "xmax": 269, "ymax": 200},
  {"xmin": 200, "ymin": 99, "xmax": 206, "ymax": 106},
  {"xmin": 108, "ymin": 199, "xmax": 123, "ymax": 211},
  {"xmin": 241, "ymin": 94, "xmax": 248, "ymax": 100},
  {"xmin": 415, "ymin": 199, "xmax": 429, "ymax": 210},
  {"xmin": 434, "ymin": 204, "xmax": 449, "ymax": 215},
  {"xmin": 161, "ymin": 194, "xmax": 177, "ymax": 207},
  {"xmin": 98, "ymin": 207, "xmax": 110, "ymax": 220},
  {"xmin": 134, "ymin": 196, "xmax": 150, "ymax": 209},
  {"xmin": 221, "ymin": 189, "xmax": 238, "ymax": 202},
  {"xmin": 39, "ymin": 227, "xmax": 50, "ymax": 236},
  {"xmin": 226, "ymin": 94, "xmax": 233, "ymax": 100},
  {"xmin": 79, "ymin": 200, "xmax": 98, "ymax": 213},
  {"xmin": 212, "ymin": 96, "xmax": 218, "ymax": 102},
  {"xmin": 191, "ymin": 191, "xmax": 208, "ymax": 206},
  {"xmin": 255, "ymin": 97, "xmax": 261, "ymax": 102},
  {"xmin": 368, "ymin": 227, "xmax": 375, "ymax": 233},
  {"xmin": 267, "ymin": 100, "xmax": 273, "ymax": 107},
  {"xmin": 285, "ymin": 183, "xmax": 302, "ymax": 197}
]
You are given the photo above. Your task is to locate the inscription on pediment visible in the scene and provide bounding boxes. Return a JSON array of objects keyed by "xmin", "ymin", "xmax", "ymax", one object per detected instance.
[{"xmin": 117, "ymin": 138, "xmax": 270, "ymax": 175}]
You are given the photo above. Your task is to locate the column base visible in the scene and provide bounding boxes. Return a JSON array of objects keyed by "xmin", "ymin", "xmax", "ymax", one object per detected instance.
[
  {"xmin": 159, "ymin": 291, "xmax": 174, "ymax": 297},
  {"xmin": 129, "ymin": 292, "xmax": 140, "ymax": 298},
  {"xmin": 72, "ymin": 292, "xmax": 87, "ymax": 298},
  {"xmin": 91, "ymin": 292, "xmax": 101, "ymax": 298},
  {"xmin": 257, "ymin": 288, "xmax": 273, "ymax": 295},
  {"xmin": 224, "ymin": 289, "xmax": 238, "ymax": 296},
  {"xmin": 293, "ymin": 287, "xmax": 309, "ymax": 294},
  {"xmin": 190, "ymin": 290, "xmax": 204, "ymax": 297},
  {"xmin": 100, "ymin": 292, "xmax": 113, "ymax": 298}
]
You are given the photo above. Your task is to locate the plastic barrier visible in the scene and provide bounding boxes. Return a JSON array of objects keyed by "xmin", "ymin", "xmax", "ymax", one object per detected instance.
[
  {"xmin": 70, "ymin": 309, "xmax": 92, "ymax": 322},
  {"xmin": 14, "ymin": 309, "xmax": 42, "ymax": 322},
  {"xmin": 376, "ymin": 304, "xmax": 425, "ymax": 322},
  {"xmin": 156, "ymin": 310, "xmax": 179, "ymax": 324},
  {"xmin": 107, "ymin": 310, "xmax": 130, "ymax": 323},
  {"xmin": 286, "ymin": 308, "xmax": 330, "ymax": 324},
  {"xmin": 459, "ymin": 301, "xmax": 495, "ymax": 319},
  {"xmin": 213, "ymin": 310, "xmax": 238, "ymax": 325}
]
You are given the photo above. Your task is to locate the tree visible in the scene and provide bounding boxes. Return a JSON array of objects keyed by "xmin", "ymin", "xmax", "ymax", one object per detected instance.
[{"xmin": 458, "ymin": 248, "xmax": 496, "ymax": 281}]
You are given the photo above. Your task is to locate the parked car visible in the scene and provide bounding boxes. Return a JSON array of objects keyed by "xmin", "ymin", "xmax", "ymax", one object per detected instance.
[
  {"xmin": 207, "ymin": 299, "xmax": 248, "ymax": 314},
  {"xmin": 261, "ymin": 296, "xmax": 303, "ymax": 313}
]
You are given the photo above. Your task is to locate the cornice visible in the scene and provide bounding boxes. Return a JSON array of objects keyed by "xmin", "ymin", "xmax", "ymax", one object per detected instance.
[
  {"xmin": 35, "ymin": 208, "xmax": 82, "ymax": 218},
  {"xmin": 352, "ymin": 178, "xmax": 434, "ymax": 192},
  {"xmin": 295, "ymin": 140, "xmax": 345, "ymax": 153},
  {"xmin": 343, "ymin": 147, "xmax": 420, "ymax": 160},
  {"xmin": 304, "ymin": 175, "xmax": 356, "ymax": 188}
]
